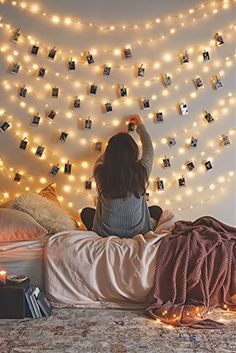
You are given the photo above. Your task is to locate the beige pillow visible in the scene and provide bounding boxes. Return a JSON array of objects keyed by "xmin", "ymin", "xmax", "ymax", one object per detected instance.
[
  {"xmin": 10, "ymin": 192, "xmax": 78, "ymax": 235},
  {"xmin": 0, "ymin": 208, "xmax": 47, "ymax": 243}
]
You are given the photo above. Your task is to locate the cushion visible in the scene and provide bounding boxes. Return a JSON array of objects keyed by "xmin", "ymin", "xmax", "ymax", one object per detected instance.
[
  {"xmin": 39, "ymin": 183, "xmax": 60, "ymax": 204},
  {"xmin": 10, "ymin": 192, "xmax": 78, "ymax": 235},
  {"xmin": 0, "ymin": 208, "xmax": 48, "ymax": 243}
]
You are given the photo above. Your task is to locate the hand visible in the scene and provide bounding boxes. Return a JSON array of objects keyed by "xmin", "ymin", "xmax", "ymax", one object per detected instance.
[{"xmin": 129, "ymin": 114, "xmax": 143, "ymax": 127}]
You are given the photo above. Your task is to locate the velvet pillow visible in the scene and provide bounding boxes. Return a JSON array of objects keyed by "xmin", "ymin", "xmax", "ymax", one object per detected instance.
[
  {"xmin": 0, "ymin": 208, "xmax": 48, "ymax": 243},
  {"xmin": 10, "ymin": 192, "xmax": 78, "ymax": 235}
]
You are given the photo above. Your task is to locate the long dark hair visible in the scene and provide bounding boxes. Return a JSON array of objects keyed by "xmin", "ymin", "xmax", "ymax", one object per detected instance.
[{"xmin": 94, "ymin": 132, "xmax": 148, "ymax": 199}]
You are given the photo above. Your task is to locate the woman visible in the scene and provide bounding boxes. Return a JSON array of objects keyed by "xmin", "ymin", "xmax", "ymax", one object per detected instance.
[{"xmin": 81, "ymin": 114, "xmax": 163, "ymax": 237}]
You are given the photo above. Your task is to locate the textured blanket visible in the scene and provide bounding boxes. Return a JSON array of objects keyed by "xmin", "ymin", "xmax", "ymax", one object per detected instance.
[
  {"xmin": 146, "ymin": 216, "xmax": 236, "ymax": 328},
  {"xmin": 45, "ymin": 210, "xmax": 177, "ymax": 309}
]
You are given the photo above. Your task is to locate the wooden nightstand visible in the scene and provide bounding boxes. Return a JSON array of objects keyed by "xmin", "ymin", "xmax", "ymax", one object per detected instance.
[{"xmin": 0, "ymin": 279, "xmax": 30, "ymax": 319}]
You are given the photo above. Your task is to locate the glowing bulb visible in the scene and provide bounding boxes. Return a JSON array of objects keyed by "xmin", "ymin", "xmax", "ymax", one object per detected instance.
[
  {"xmin": 81, "ymin": 161, "xmax": 89, "ymax": 169},
  {"xmin": 114, "ymin": 48, "xmax": 121, "ymax": 56},
  {"xmin": 40, "ymin": 177, "xmax": 47, "ymax": 184},
  {"xmin": 64, "ymin": 185, "xmax": 71, "ymax": 192},
  {"xmin": 52, "ymin": 15, "xmax": 60, "ymax": 24},
  {"xmin": 64, "ymin": 17, "xmax": 72, "ymax": 25}
]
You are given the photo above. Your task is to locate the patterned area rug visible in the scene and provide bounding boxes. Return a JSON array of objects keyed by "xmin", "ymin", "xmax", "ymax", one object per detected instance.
[{"xmin": 0, "ymin": 308, "xmax": 235, "ymax": 353}]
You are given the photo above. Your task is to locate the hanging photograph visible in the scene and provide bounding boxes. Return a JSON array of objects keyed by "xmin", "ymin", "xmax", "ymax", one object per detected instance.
[
  {"xmin": 186, "ymin": 161, "xmax": 195, "ymax": 171},
  {"xmin": 48, "ymin": 47, "xmax": 57, "ymax": 59},
  {"xmin": 0, "ymin": 122, "xmax": 10, "ymax": 132},
  {"xmin": 213, "ymin": 75, "xmax": 223, "ymax": 89},
  {"xmin": 47, "ymin": 110, "xmax": 56, "ymax": 120},
  {"xmin": 19, "ymin": 138, "xmax": 28, "ymax": 150},
  {"xmin": 180, "ymin": 102, "xmax": 189, "ymax": 115},
  {"xmin": 163, "ymin": 157, "xmax": 171, "ymax": 168},
  {"xmin": 31, "ymin": 45, "xmax": 39, "ymax": 55},
  {"xmin": 162, "ymin": 73, "xmax": 172, "ymax": 87},
  {"xmin": 90, "ymin": 84, "xmax": 98, "ymax": 95},
  {"xmin": 85, "ymin": 117, "xmax": 92, "ymax": 129},
  {"xmin": 52, "ymin": 87, "xmax": 59, "ymax": 97},
  {"xmin": 14, "ymin": 172, "xmax": 22, "ymax": 182},
  {"xmin": 86, "ymin": 53, "xmax": 94, "ymax": 64},
  {"xmin": 105, "ymin": 102, "xmax": 113, "ymax": 112},
  {"xmin": 204, "ymin": 111, "xmax": 215, "ymax": 124},
  {"xmin": 167, "ymin": 137, "xmax": 176, "ymax": 148},
  {"xmin": 95, "ymin": 141, "xmax": 102, "ymax": 151},
  {"xmin": 137, "ymin": 65, "xmax": 145, "ymax": 77},
  {"xmin": 38, "ymin": 66, "xmax": 46, "ymax": 78},
  {"xmin": 202, "ymin": 50, "xmax": 210, "ymax": 61},
  {"xmin": 204, "ymin": 160, "xmax": 213, "ymax": 171},
  {"xmin": 73, "ymin": 97, "xmax": 81, "ymax": 108},
  {"xmin": 157, "ymin": 178, "xmax": 164, "ymax": 191},
  {"xmin": 193, "ymin": 77, "xmax": 203, "ymax": 89},
  {"xmin": 64, "ymin": 161, "xmax": 72, "ymax": 175},
  {"xmin": 142, "ymin": 98, "xmax": 150, "ymax": 109},
  {"xmin": 190, "ymin": 136, "xmax": 198, "ymax": 147},
  {"xmin": 178, "ymin": 176, "xmax": 186, "ymax": 187},
  {"xmin": 124, "ymin": 48, "xmax": 132, "ymax": 58},
  {"xmin": 19, "ymin": 86, "xmax": 27, "ymax": 97},
  {"xmin": 59, "ymin": 131, "xmax": 68, "ymax": 142},
  {"xmin": 12, "ymin": 28, "xmax": 20, "ymax": 42},
  {"xmin": 155, "ymin": 112, "xmax": 164, "ymax": 122},
  {"xmin": 35, "ymin": 145, "xmax": 45, "ymax": 158},
  {"xmin": 32, "ymin": 114, "xmax": 41, "ymax": 125},
  {"xmin": 51, "ymin": 164, "xmax": 60, "ymax": 175},
  {"xmin": 220, "ymin": 134, "xmax": 230, "ymax": 146},
  {"xmin": 11, "ymin": 63, "xmax": 20, "ymax": 74},
  {"xmin": 103, "ymin": 65, "xmax": 111, "ymax": 76},
  {"xmin": 120, "ymin": 87, "xmax": 128, "ymax": 97},
  {"xmin": 85, "ymin": 180, "xmax": 92, "ymax": 189},
  {"xmin": 181, "ymin": 51, "xmax": 189, "ymax": 64},
  {"xmin": 214, "ymin": 33, "xmax": 224, "ymax": 46},
  {"xmin": 68, "ymin": 58, "xmax": 76, "ymax": 70}
]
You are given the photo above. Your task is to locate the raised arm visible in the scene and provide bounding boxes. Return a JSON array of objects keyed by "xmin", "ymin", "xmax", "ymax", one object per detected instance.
[{"xmin": 130, "ymin": 115, "xmax": 154, "ymax": 177}]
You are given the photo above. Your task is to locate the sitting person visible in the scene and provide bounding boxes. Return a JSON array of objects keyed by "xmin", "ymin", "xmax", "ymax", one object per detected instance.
[{"xmin": 81, "ymin": 114, "xmax": 163, "ymax": 237}]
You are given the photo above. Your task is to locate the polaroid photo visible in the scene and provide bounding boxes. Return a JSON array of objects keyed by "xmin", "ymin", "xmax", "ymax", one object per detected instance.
[
  {"xmin": 19, "ymin": 86, "xmax": 27, "ymax": 98},
  {"xmin": 145, "ymin": 192, "xmax": 150, "ymax": 202},
  {"xmin": 186, "ymin": 161, "xmax": 195, "ymax": 171},
  {"xmin": 220, "ymin": 134, "xmax": 230, "ymax": 146},
  {"xmin": 32, "ymin": 114, "xmax": 41, "ymax": 125},
  {"xmin": 86, "ymin": 53, "xmax": 94, "ymax": 64},
  {"xmin": 12, "ymin": 28, "xmax": 20, "ymax": 42},
  {"xmin": 138, "ymin": 65, "xmax": 145, "ymax": 77},
  {"xmin": 90, "ymin": 84, "xmax": 98, "ymax": 95},
  {"xmin": 155, "ymin": 112, "xmax": 164, "ymax": 122},
  {"xmin": 124, "ymin": 48, "xmax": 132, "ymax": 58},
  {"xmin": 214, "ymin": 33, "xmax": 224, "ymax": 46},
  {"xmin": 105, "ymin": 102, "xmax": 112, "ymax": 112},
  {"xmin": 178, "ymin": 176, "xmax": 186, "ymax": 187},
  {"xmin": 204, "ymin": 160, "xmax": 213, "ymax": 171},
  {"xmin": 163, "ymin": 157, "xmax": 171, "ymax": 168},
  {"xmin": 103, "ymin": 65, "xmax": 111, "ymax": 76},
  {"xmin": 59, "ymin": 131, "xmax": 68, "ymax": 142},
  {"xmin": 38, "ymin": 66, "xmax": 46, "ymax": 78},
  {"xmin": 163, "ymin": 73, "xmax": 172, "ymax": 87},
  {"xmin": 35, "ymin": 145, "xmax": 45, "ymax": 158},
  {"xmin": 182, "ymin": 51, "xmax": 189, "ymax": 64},
  {"xmin": 73, "ymin": 97, "xmax": 81, "ymax": 108},
  {"xmin": 204, "ymin": 111, "xmax": 215, "ymax": 124},
  {"xmin": 120, "ymin": 87, "xmax": 127, "ymax": 97},
  {"xmin": 190, "ymin": 136, "xmax": 198, "ymax": 147},
  {"xmin": 11, "ymin": 63, "xmax": 20, "ymax": 74},
  {"xmin": 180, "ymin": 102, "xmax": 189, "ymax": 115},
  {"xmin": 14, "ymin": 172, "xmax": 22, "ymax": 183},
  {"xmin": 52, "ymin": 87, "xmax": 59, "ymax": 97},
  {"xmin": 128, "ymin": 122, "xmax": 135, "ymax": 132},
  {"xmin": 48, "ymin": 110, "xmax": 56, "ymax": 120},
  {"xmin": 203, "ymin": 50, "xmax": 210, "ymax": 62},
  {"xmin": 142, "ymin": 98, "xmax": 150, "ymax": 109},
  {"xmin": 48, "ymin": 47, "xmax": 57, "ymax": 60},
  {"xmin": 157, "ymin": 178, "xmax": 164, "ymax": 191},
  {"xmin": 85, "ymin": 118, "xmax": 92, "ymax": 129},
  {"xmin": 85, "ymin": 180, "xmax": 92, "ymax": 190},
  {"xmin": 68, "ymin": 59, "xmax": 75, "ymax": 70},
  {"xmin": 0, "ymin": 122, "xmax": 10, "ymax": 132},
  {"xmin": 64, "ymin": 161, "xmax": 72, "ymax": 175},
  {"xmin": 213, "ymin": 75, "xmax": 223, "ymax": 89},
  {"xmin": 51, "ymin": 164, "xmax": 60, "ymax": 176},
  {"xmin": 167, "ymin": 137, "xmax": 176, "ymax": 148},
  {"xmin": 19, "ymin": 138, "xmax": 28, "ymax": 150},
  {"xmin": 193, "ymin": 77, "xmax": 203, "ymax": 89},
  {"xmin": 95, "ymin": 141, "xmax": 102, "ymax": 152},
  {"xmin": 31, "ymin": 45, "xmax": 39, "ymax": 55}
]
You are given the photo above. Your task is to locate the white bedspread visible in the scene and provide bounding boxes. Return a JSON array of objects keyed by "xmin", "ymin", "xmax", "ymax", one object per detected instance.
[{"xmin": 45, "ymin": 210, "xmax": 177, "ymax": 309}]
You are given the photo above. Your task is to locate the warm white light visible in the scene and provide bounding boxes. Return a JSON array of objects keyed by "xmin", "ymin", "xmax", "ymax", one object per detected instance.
[{"xmin": 52, "ymin": 15, "xmax": 60, "ymax": 24}]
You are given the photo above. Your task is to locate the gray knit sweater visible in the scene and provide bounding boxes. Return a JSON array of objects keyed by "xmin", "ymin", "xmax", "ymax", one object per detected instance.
[{"xmin": 92, "ymin": 124, "xmax": 155, "ymax": 238}]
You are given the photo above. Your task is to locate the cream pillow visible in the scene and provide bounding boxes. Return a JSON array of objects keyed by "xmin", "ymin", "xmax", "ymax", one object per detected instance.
[
  {"xmin": 0, "ymin": 208, "xmax": 47, "ymax": 242},
  {"xmin": 10, "ymin": 192, "xmax": 78, "ymax": 235}
]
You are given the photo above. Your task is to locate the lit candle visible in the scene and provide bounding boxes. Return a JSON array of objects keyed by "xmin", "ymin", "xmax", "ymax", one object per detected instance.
[{"xmin": 0, "ymin": 270, "xmax": 7, "ymax": 286}]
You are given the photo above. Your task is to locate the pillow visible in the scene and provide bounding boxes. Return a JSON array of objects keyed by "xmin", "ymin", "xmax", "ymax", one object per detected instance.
[
  {"xmin": 39, "ymin": 183, "xmax": 60, "ymax": 204},
  {"xmin": 10, "ymin": 192, "xmax": 78, "ymax": 235},
  {"xmin": 0, "ymin": 208, "xmax": 47, "ymax": 243}
]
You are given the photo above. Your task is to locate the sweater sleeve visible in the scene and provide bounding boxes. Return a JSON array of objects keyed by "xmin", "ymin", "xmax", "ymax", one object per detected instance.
[{"xmin": 136, "ymin": 124, "xmax": 154, "ymax": 177}]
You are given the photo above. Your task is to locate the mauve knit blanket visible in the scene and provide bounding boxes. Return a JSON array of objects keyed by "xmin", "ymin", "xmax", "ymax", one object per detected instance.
[{"xmin": 146, "ymin": 216, "xmax": 236, "ymax": 328}]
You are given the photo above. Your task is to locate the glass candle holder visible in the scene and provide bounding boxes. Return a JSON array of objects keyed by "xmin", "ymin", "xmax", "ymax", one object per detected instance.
[{"xmin": 0, "ymin": 270, "xmax": 7, "ymax": 286}]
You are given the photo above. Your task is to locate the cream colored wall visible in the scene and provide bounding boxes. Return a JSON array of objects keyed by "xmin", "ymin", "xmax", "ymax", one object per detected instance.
[{"xmin": 0, "ymin": 0, "xmax": 235, "ymax": 225}]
